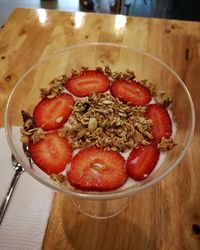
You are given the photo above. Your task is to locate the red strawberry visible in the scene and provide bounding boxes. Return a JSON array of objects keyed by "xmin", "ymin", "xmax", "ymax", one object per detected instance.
[
  {"xmin": 33, "ymin": 94, "xmax": 74, "ymax": 131},
  {"xmin": 66, "ymin": 70, "xmax": 110, "ymax": 97},
  {"xmin": 29, "ymin": 132, "xmax": 73, "ymax": 174},
  {"xmin": 127, "ymin": 143, "xmax": 160, "ymax": 181},
  {"xmin": 67, "ymin": 146, "xmax": 127, "ymax": 191},
  {"xmin": 146, "ymin": 103, "xmax": 172, "ymax": 142},
  {"xmin": 110, "ymin": 79, "xmax": 151, "ymax": 106}
]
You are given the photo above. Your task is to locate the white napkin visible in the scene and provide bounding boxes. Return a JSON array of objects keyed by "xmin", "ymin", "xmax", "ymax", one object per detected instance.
[{"xmin": 0, "ymin": 128, "xmax": 53, "ymax": 250}]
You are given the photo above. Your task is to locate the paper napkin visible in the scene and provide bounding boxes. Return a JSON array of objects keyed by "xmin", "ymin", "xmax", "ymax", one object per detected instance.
[{"xmin": 0, "ymin": 128, "xmax": 53, "ymax": 250}]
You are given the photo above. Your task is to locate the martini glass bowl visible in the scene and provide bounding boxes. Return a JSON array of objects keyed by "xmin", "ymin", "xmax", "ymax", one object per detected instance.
[{"xmin": 5, "ymin": 43, "xmax": 195, "ymax": 219}]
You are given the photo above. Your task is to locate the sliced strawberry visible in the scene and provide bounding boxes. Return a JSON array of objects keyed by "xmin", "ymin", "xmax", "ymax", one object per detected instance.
[
  {"xmin": 110, "ymin": 79, "xmax": 151, "ymax": 106},
  {"xmin": 146, "ymin": 103, "xmax": 172, "ymax": 142},
  {"xmin": 127, "ymin": 143, "xmax": 160, "ymax": 181},
  {"xmin": 33, "ymin": 94, "xmax": 74, "ymax": 131},
  {"xmin": 66, "ymin": 70, "xmax": 110, "ymax": 97},
  {"xmin": 67, "ymin": 146, "xmax": 127, "ymax": 191},
  {"xmin": 29, "ymin": 132, "xmax": 73, "ymax": 174}
]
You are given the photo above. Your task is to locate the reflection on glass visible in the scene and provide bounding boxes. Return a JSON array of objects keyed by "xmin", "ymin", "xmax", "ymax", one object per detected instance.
[
  {"xmin": 36, "ymin": 9, "xmax": 47, "ymax": 25},
  {"xmin": 114, "ymin": 15, "xmax": 127, "ymax": 31},
  {"xmin": 74, "ymin": 12, "xmax": 86, "ymax": 29}
]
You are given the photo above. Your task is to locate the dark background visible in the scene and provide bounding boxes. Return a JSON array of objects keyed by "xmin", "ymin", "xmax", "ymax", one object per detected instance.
[{"xmin": 0, "ymin": 0, "xmax": 200, "ymax": 26}]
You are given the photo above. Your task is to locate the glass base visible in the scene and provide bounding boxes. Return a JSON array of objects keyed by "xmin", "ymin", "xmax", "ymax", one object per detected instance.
[{"xmin": 71, "ymin": 196, "xmax": 130, "ymax": 219}]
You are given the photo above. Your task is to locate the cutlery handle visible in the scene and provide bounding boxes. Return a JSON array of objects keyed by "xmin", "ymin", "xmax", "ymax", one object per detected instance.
[{"xmin": 0, "ymin": 171, "xmax": 21, "ymax": 225}]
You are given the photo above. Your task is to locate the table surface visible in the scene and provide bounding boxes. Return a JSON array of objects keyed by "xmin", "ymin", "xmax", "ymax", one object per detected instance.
[{"xmin": 0, "ymin": 8, "xmax": 200, "ymax": 250}]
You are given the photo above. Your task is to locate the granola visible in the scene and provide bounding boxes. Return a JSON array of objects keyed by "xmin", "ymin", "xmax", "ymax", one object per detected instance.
[
  {"xmin": 20, "ymin": 127, "xmax": 44, "ymax": 144},
  {"xmin": 59, "ymin": 92, "xmax": 153, "ymax": 152},
  {"xmin": 40, "ymin": 75, "xmax": 67, "ymax": 99},
  {"xmin": 20, "ymin": 110, "xmax": 45, "ymax": 143},
  {"xmin": 141, "ymin": 80, "xmax": 172, "ymax": 107},
  {"xmin": 158, "ymin": 137, "xmax": 177, "ymax": 151}
]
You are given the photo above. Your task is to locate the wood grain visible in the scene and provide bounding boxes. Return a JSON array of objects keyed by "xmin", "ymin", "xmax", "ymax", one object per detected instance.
[{"xmin": 0, "ymin": 8, "xmax": 200, "ymax": 250}]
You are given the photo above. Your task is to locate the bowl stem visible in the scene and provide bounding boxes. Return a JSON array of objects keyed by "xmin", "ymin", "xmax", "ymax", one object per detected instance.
[{"xmin": 71, "ymin": 196, "xmax": 131, "ymax": 219}]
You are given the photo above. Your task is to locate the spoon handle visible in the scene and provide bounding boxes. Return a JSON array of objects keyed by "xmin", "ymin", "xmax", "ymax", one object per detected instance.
[{"xmin": 0, "ymin": 171, "xmax": 21, "ymax": 225}]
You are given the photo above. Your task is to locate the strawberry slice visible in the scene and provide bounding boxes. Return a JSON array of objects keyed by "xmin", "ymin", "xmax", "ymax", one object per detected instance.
[
  {"xmin": 29, "ymin": 132, "xmax": 73, "ymax": 174},
  {"xmin": 146, "ymin": 103, "xmax": 172, "ymax": 142},
  {"xmin": 127, "ymin": 143, "xmax": 160, "ymax": 181},
  {"xmin": 33, "ymin": 94, "xmax": 74, "ymax": 131},
  {"xmin": 66, "ymin": 70, "xmax": 110, "ymax": 97},
  {"xmin": 110, "ymin": 79, "xmax": 151, "ymax": 106},
  {"xmin": 67, "ymin": 146, "xmax": 127, "ymax": 191}
]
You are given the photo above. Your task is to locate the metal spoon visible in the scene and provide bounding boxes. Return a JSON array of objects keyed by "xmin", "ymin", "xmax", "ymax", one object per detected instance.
[
  {"xmin": 22, "ymin": 143, "xmax": 33, "ymax": 169},
  {"xmin": 0, "ymin": 154, "xmax": 24, "ymax": 225}
]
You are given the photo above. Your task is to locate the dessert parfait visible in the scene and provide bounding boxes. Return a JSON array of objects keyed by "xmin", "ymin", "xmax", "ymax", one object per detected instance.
[{"xmin": 20, "ymin": 66, "xmax": 177, "ymax": 192}]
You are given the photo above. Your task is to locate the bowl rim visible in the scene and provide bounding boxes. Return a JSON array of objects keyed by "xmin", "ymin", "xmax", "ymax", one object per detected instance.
[{"xmin": 4, "ymin": 42, "xmax": 195, "ymax": 200}]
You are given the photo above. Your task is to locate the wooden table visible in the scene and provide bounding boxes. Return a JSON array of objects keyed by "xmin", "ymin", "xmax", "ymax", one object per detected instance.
[{"xmin": 0, "ymin": 8, "xmax": 200, "ymax": 250}]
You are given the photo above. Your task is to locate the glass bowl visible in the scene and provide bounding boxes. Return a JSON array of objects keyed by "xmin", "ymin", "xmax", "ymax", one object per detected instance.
[{"xmin": 5, "ymin": 43, "xmax": 195, "ymax": 219}]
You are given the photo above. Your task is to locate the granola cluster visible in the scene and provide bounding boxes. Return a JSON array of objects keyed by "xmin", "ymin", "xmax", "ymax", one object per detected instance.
[
  {"xmin": 141, "ymin": 79, "xmax": 172, "ymax": 107},
  {"xmin": 40, "ymin": 75, "xmax": 67, "ymax": 99},
  {"xmin": 59, "ymin": 92, "xmax": 153, "ymax": 152},
  {"xmin": 20, "ymin": 110, "xmax": 44, "ymax": 144},
  {"xmin": 158, "ymin": 137, "xmax": 177, "ymax": 152}
]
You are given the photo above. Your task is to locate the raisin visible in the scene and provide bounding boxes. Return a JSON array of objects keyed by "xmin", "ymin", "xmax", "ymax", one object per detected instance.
[{"xmin": 82, "ymin": 102, "xmax": 90, "ymax": 113}]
